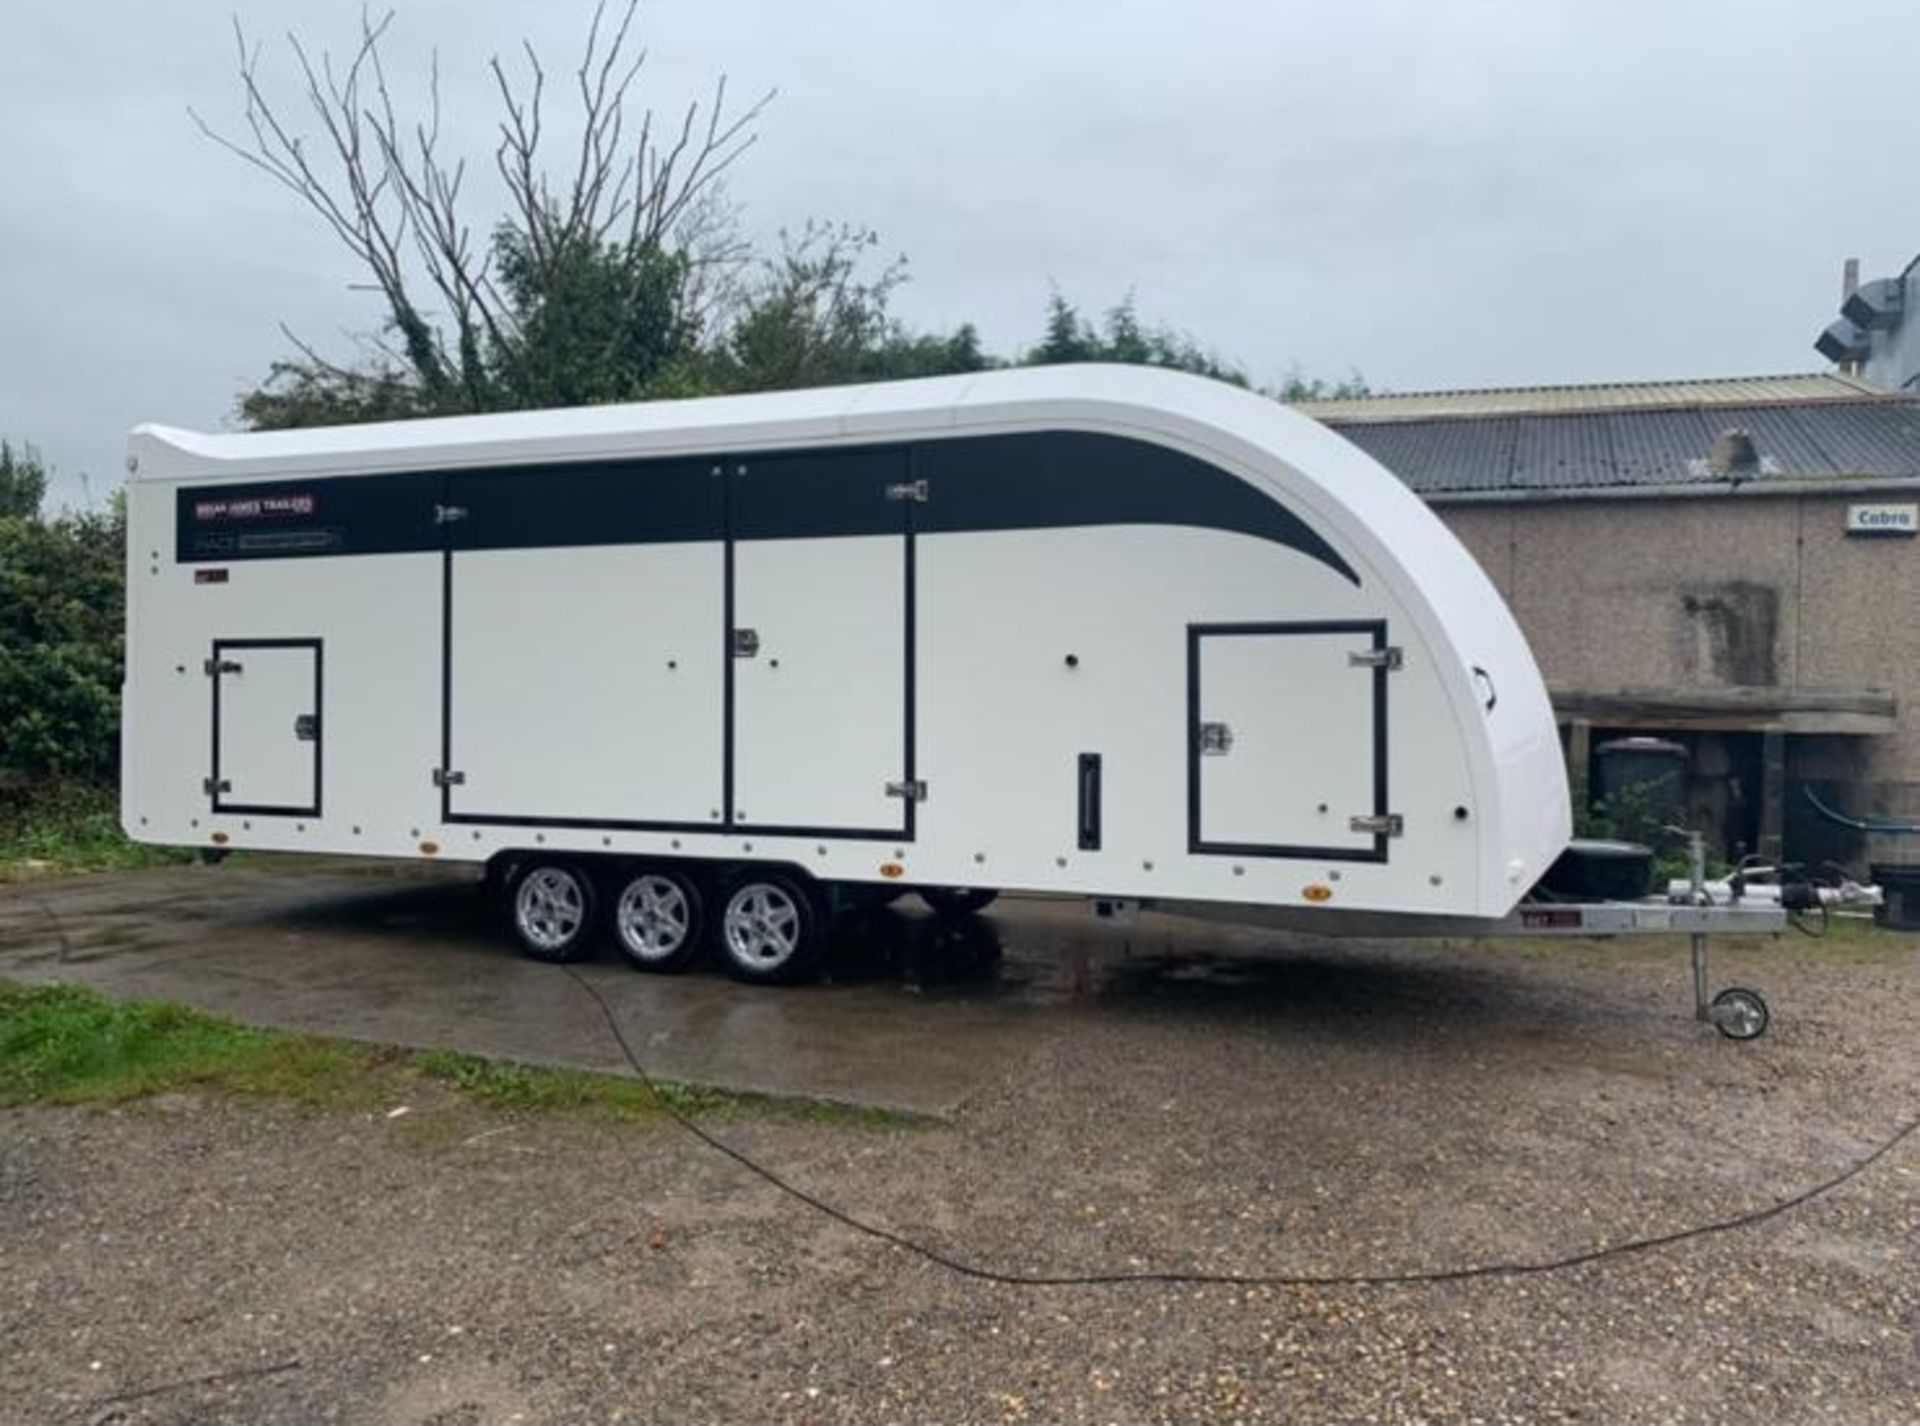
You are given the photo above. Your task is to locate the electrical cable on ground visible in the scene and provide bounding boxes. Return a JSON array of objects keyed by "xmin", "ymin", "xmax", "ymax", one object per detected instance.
[
  {"xmin": 91, "ymin": 1358, "xmax": 303, "ymax": 1411},
  {"xmin": 562, "ymin": 962, "xmax": 1920, "ymax": 1290}
]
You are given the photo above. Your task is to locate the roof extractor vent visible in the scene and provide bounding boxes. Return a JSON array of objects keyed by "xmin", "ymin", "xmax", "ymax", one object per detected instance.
[
  {"xmin": 1707, "ymin": 427, "xmax": 1760, "ymax": 477},
  {"xmin": 1842, "ymin": 276, "xmax": 1905, "ymax": 331},
  {"xmin": 1815, "ymin": 317, "xmax": 1870, "ymax": 365}
]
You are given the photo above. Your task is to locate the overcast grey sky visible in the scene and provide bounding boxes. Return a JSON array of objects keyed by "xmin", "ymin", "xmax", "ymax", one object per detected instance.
[{"xmin": 3, "ymin": 0, "xmax": 1917, "ymax": 508}]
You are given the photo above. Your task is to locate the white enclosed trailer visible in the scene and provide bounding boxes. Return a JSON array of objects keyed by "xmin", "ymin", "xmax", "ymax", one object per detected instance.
[{"xmin": 123, "ymin": 365, "xmax": 1573, "ymax": 980}]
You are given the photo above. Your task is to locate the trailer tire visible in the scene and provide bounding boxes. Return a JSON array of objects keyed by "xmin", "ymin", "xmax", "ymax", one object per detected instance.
[
  {"xmin": 610, "ymin": 865, "xmax": 704, "ymax": 973},
  {"xmin": 919, "ymin": 886, "xmax": 999, "ymax": 918},
  {"xmin": 509, "ymin": 861, "xmax": 599, "ymax": 963},
  {"xmin": 715, "ymin": 873, "xmax": 823, "ymax": 984}
]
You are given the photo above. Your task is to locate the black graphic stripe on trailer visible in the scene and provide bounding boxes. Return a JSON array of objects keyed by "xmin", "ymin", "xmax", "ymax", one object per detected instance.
[{"xmin": 174, "ymin": 432, "xmax": 1358, "ymax": 583}]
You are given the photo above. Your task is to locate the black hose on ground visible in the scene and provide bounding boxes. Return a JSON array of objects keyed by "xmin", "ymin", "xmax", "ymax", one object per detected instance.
[{"xmin": 559, "ymin": 962, "xmax": 1920, "ymax": 1290}]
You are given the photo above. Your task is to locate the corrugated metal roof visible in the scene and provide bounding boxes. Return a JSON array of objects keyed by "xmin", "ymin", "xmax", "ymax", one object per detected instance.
[
  {"xmin": 1292, "ymin": 372, "xmax": 1884, "ymax": 422},
  {"xmin": 1320, "ymin": 396, "xmax": 1920, "ymax": 495}
]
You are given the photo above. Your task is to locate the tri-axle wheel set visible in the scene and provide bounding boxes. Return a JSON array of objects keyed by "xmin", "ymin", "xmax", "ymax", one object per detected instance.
[
  {"xmin": 495, "ymin": 831, "xmax": 1883, "ymax": 1036},
  {"xmin": 499, "ymin": 856, "xmax": 995, "ymax": 984}
]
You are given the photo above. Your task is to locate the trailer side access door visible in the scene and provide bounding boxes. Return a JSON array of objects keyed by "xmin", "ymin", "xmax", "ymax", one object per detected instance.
[
  {"xmin": 729, "ymin": 450, "xmax": 912, "ymax": 837},
  {"xmin": 208, "ymin": 638, "xmax": 322, "ymax": 817},
  {"xmin": 1189, "ymin": 620, "xmax": 1391, "ymax": 862},
  {"xmin": 440, "ymin": 451, "xmax": 912, "ymax": 838},
  {"xmin": 443, "ymin": 461, "xmax": 727, "ymax": 828}
]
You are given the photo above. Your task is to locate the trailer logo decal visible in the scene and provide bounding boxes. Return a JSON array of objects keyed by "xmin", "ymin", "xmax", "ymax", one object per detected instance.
[
  {"xmin": 194, "ymin": 492, "xmax": 317, "ymax": 522},
  {"xmin": 1522, "ymin": 908, "xmax": 1584, "ymax": 929},
  {"xmin": 234, "ymin": 529, "xmax": 340, "ymax": 553}
]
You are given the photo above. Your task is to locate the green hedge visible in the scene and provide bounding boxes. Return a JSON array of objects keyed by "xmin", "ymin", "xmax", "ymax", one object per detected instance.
[{"xmin": 0, "ymin": 503, "xmax": 124, "ymax": 787}]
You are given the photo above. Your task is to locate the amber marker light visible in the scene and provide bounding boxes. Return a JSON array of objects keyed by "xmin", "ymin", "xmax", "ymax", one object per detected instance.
[
  {"xmin": 879, "ymin": 862, "xmax": 905, "ymax": 879},
  {"xmin": 1302, "ymin": 883, "xmax": 1333, "ymax": 903}
]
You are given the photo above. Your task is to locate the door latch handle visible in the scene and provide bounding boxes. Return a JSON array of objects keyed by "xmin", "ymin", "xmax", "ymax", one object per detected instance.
[
  {"xmin": 1472, "ymin": 664, "xmax": 1498, "ymax": 712},
  {"xmin": 294, "ymin": 714, "xmax": 319, "ymax": 742},
  {"xmin": 731, "ymin": 628, "xmax": 760, "ymax": 658}
]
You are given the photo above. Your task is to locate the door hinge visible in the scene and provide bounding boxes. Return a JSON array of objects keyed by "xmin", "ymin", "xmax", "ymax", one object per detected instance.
[
  {"xmin": 1349, "ymin": 812, "xmax": 1404, "ymax": 838},
  {"xmin": 1349, "ymin": 646, "xmax": 1404, "ymax": 671},
  {"xmin": 203, "ymin": 776, "xmax": 231, "ymax": 795},
  {"xmin": 433, "ymin": 503, "xmax": 468, "ymax": 525},
  {"xmin": 1197, "ymin": 721, "xmax": 1234, "ymax": 755},
  {"xmin": 432, "ymin": 768, "xmax": 466, "ymax": 789},
  {"xmin": 885, "ymin": 778, "xmax": 928, "ymax": 802},
  {"xmin": 731, "ymin": 628, "xmax": 760, "ymax": 658},
  {"xmin": 294, "ymin": 714, "xmax": 319, "ymax": 742},
  {"xmin": 885, "ymin": 479, "xmax": 929, "ymax": 503},
  {"xmin": 203, "ymin": 657, "xmax": 242, "ymax": 676}
]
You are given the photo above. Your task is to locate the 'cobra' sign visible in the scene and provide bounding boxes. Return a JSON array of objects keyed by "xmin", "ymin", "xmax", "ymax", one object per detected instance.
[{"xmin": 1846, "ymin": 503, "xmax": 1918, "ymax": 537}]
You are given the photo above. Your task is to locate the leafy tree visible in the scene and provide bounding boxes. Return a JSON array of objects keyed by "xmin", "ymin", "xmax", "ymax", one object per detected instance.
[
  {"xmin": 1274, "ymin": 367, "xmax": 1372, "ymax": 401},
  {"xmin": 491, "ymin": 227, "xmax": 696, "ymax": 408},
  {"xmin": 0, "ymin": 441, "xmax": 48, "ymax": 520},
  {"xmin": 1031, "ymin": 292, "xmax": 1095, "ymax": 365},
  {"xmin": 1021, "ymin": 292, "xmax": 1249, "ymax": 385},
  {"xmin": 871, "ymin": 324, "xmax": 992, "ymax": 382},
  {"xmin": 700, "ymin": 224, "xmax": 989, "ymax": 393},
  {"xmin": 239, "ymin": 360, "xmax": 438, "ymax": 431}
]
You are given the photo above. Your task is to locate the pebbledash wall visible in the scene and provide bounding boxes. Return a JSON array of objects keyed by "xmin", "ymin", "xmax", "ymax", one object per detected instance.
[
  {"xmin": 1442, "ymin": 492, "xmax": 1913, "ymax": 862},
  {"xmin": 1296, "ymin": 375, "xmax": 1920, "ymax": 867}
]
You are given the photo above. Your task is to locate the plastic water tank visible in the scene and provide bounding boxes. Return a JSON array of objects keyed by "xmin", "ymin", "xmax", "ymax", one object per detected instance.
[{"xmin": 1594, "ymin": 737, "xmax": 1689, "ymax": 826}]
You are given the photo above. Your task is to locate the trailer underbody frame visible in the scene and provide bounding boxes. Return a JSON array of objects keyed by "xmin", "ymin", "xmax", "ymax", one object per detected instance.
[{"xmin": 1101, "ymin": 895, "xmax": 1791, "ymax": 1040}]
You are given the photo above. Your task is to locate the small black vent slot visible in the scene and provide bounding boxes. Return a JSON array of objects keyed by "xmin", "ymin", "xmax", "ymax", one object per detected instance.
[{"xmin": 1077, "ymin": 753, "xmax": 1103, "ymax": 851}]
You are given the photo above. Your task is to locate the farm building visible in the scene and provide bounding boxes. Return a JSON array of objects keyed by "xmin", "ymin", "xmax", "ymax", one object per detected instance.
[{"xmin": 1295, "ymin": 369, "xmax": 1920, "ymax": 868}]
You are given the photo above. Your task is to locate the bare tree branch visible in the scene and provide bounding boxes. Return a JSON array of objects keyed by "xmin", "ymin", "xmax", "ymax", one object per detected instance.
[{"xmin": 198, "ymin": 0, "xmax": 771, "ymax": 419}]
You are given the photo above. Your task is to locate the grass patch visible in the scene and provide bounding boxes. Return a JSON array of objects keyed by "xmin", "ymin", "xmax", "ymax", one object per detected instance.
[
  {"xmin": 411, "ymin": 1047, "xmax": 922, "ymax": 1128},
  {"xmin": 0, "ymin": 781, "xmax": 193, "ymax": 879},
  {"xmin": 412, "ymin": 1047, "xmax": 744, "ymax": 1118},
  {"xmin": 0, "ymin": 980, "xmax": 388, "ymax": 1109},
  {"xmin": 0, "ymin": 979, "xmax": 922, "ymax": 1129}
]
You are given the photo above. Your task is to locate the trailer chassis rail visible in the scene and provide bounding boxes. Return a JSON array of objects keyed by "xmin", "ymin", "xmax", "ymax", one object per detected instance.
[
  {"xmin": 1099, "ymin": 890, "xmax": 1789, "ymax": 1039},
  {"xmin": 1096, "ymin": 834, "xmax": 1891, "ymax": 1040},
  {"xmin": 1486, "ymin": 900, "xmax": 1783, "ymax": 1039}
]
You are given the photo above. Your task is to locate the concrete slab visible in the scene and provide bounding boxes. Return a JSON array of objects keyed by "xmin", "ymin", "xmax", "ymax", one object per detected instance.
[{"xmin": 0, "ymin": 860, "xmax": 1124, "ymax": 1117}]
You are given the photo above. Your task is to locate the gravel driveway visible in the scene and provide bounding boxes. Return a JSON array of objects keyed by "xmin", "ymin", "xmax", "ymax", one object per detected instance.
[{"xmin": 3, "ymin": 875, "xmax": 1917, "ymax": 1424}]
